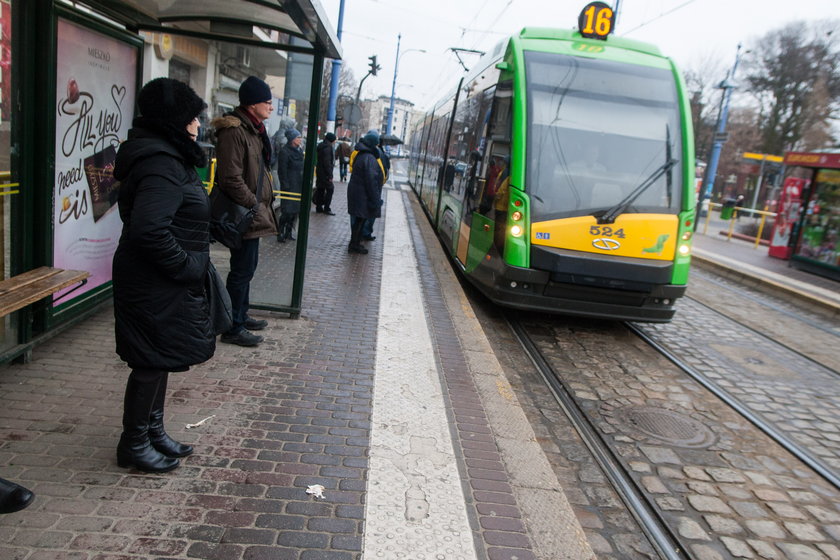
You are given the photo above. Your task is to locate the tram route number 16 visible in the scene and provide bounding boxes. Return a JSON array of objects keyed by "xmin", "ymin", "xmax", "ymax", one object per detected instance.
[
  {"xmin": 590, "ymin": 225, "xmax": 625, "ymax": 238},
  {"xmin": 578, "ymin": 2, "xmax": 615, "ymax": 40}
]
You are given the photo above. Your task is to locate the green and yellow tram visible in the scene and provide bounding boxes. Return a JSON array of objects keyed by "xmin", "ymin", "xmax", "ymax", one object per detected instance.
[{"xmin": 407, "ymin": 4, "xmax": 695, "ymax": 322}]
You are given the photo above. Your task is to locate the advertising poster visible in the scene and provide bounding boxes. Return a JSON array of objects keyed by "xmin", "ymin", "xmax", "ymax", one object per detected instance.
[
  {"xmin": 768, "ymin": 177, "xmax": 806, "ymax": 260},
  {"xmin": 53, "ymin": 18, "xmax": 137, "ymax": 302}
]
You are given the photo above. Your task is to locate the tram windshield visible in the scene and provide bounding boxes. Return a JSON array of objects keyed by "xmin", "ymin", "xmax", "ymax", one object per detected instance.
[{"xmin": 524, "ymin": 51, "xmax": 683, "ymax": 222}]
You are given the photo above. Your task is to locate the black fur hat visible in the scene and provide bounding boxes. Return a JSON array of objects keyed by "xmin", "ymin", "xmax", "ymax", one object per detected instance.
[{"xmin": 137, "ymin": 77, "xmax": 205, "ymax": 129}]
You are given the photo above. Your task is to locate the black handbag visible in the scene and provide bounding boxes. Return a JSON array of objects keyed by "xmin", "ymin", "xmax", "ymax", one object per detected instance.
[
  {"xmin": 209, "ymin": 158, "xmax": 264, "ymax": 250},
  {"xmin": 205, "ymin": 261, "xmax": 232, "ymax": 335}
]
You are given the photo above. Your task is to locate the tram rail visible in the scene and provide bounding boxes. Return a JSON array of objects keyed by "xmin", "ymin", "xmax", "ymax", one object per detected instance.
[
  {"xmin": 506, "ymin": 314, "xmax": 686, "ymax": 560},
  {"xmin": 629, "ymin": 316, "xmax": 840, "ymax": 491}
]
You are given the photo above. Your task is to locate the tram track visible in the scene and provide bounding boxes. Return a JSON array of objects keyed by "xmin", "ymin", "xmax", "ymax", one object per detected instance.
[
  {"xmin": 683, "ymin": 294, "xmax": 840, "ymax": 378},
  {"xmin": 504, "ymin": 308, "xmax": 840, "ymax": 560},
  {"xmin": 506, "ymin": 314, "xmax": 686, "ymax": 560},
  {"xmin": 628, "ymin": 321, "xmax": 840, "ymax": 491}
]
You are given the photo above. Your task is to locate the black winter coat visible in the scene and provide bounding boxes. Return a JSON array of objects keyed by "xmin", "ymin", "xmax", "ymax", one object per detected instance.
[
  {"xmin": 347, "ymin": 142, "xmax": 384, "ymax": 219},
  {"xmin": 316, "ymin": 140, "xmax": 335, "ymax": 188},
  {"xmin": 112, "ymin": 128, "xmax": 215, "ymax": 371},
  {"xmin": 277, "ymin": 143, "xmax": 304, "ymax": 214}
]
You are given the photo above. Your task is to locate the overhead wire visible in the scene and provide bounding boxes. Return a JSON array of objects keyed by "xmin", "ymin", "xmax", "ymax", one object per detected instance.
[{"xmin": 620, "ymin": 0, "xmax": 699, "ymax": 35}]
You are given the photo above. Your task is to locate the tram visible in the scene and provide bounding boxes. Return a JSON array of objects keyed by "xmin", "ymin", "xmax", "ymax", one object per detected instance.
[{"xmin": 407, "ymin": 3, "xmax": 695, "ymax": 322}]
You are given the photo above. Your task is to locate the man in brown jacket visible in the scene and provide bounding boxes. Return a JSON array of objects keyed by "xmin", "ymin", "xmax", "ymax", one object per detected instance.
[{"xmin": 211, "ymin": 76, "xmax": 277, "ymax": 347}]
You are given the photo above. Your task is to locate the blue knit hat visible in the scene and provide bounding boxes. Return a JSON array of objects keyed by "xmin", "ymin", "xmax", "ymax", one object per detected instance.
[
  {"xmin": 361, "ymin": 130, "xmax": 379, "ymax": 149},
  {"xmin": 285, "ymin": 128, "xmax": 301, "ymax": 142},
  {"xmin": 239, "ymin": 76, "xmax": 272, "ymax": 106}
]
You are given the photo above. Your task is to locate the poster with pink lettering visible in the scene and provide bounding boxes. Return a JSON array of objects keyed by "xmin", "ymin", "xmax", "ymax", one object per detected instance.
[{"xmin": 53, "ymin": 18, "xmax": 137, "ymax": 304}]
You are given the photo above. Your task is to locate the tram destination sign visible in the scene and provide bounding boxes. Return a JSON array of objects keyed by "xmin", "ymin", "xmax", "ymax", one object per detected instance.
[{"xmin": 578, "ymin": 2, "xmax": 615, "ymax": 40}]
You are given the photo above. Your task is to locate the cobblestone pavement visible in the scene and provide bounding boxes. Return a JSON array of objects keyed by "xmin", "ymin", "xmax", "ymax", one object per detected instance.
[
  {"xmin": 640, "ymin": 282, "xmax": 840, "ymax": 475},
  {"xmin": 685, "ymin": 268, "xmax": 840, "ymax": 372},
  {"xmin": 520, "ymin": 314, "xmax": 840, "ymax": 560}
]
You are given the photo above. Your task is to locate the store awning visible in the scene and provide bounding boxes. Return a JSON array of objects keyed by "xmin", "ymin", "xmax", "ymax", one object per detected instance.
[{"xmin": 77, "ymin": 0, "xmax": 342, "ymax": 59}]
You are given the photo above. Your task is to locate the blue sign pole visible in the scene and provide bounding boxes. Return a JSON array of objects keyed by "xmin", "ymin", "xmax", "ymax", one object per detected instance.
[
  {"xmin": 701, "ymin": 45, "xmax": 743, "ymax": 204},
  {"xmin": 325, "ymin": 0, "xmax": 346, "ymax": 134}
]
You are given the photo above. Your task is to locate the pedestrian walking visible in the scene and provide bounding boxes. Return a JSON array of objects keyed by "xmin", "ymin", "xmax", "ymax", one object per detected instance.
[
  {"xmin": 211, "ymin": 76, "xmax": 277, "ymax": 347},
  {"xmin": 336, "ymin": 136, "xmax": 352, "ymax": 182},
  {"xmin": 347, "ymin": 130, "xmax": 385, "ymax": 254},
  {"xmin": 314, "ymin": 132, "xmax": 337, "ymax": 214},
  {"xmin": 112, "ymin": 77, "xmax": 214, "ymax": 473},
  {"xmin": 276, "ymin": 128, "xmax": 304, "ymax": 241}
]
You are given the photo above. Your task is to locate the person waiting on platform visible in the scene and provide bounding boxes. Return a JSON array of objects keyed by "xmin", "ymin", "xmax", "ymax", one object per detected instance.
[
  {"xmin": 212, "ymin": 76, "xmax": 278, "ymax": 347},
  {"xmin": 112, "ymin": 77, "xmax": 215, "ymax": 473},
  {"xmin": 314, "ymin": 132, "xmax": 337, "ymax": 215},
  {"xmin": 347, "ymin": 130, "xmax": 385, "ymax": 254},
  {"xmin": 276, "ymin": 128, "xmax": 304, "ymax": 242}
]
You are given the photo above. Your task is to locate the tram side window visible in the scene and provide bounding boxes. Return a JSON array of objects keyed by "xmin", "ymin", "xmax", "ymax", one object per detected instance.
[{"xmin": 479, "ymin": 82, "xmax": 512, "ymax": 219}]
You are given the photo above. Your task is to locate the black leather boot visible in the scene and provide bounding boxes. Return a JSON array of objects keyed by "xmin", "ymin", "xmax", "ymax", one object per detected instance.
[
  {"xmin": 149, "ymin": 373, "xmax": 193, "ymax": 458},
  {"xmin": 117, "ymin": 371, "xmax": 180, "ymax": 473},
  {"xmin": 0, "ymin": 477, "xmax": 34, "ymax": 514}
]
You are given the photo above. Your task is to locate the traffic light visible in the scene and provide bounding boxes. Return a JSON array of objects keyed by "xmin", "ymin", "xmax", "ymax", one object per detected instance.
[{"xmin": 368, "ymin": 55, "xmax": 379, "ymax": 76}]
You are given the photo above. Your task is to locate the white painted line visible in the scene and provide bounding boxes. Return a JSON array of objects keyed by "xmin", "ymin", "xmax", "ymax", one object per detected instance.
[{"xmin": 363, "ymin": 189, "xmax": 478, "ymax": 560}]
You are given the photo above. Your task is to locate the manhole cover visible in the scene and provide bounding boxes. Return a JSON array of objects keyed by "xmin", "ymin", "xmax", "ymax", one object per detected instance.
[{"xmin": 618, "ymin": 406, "xmax": 717, "ymax": 448}]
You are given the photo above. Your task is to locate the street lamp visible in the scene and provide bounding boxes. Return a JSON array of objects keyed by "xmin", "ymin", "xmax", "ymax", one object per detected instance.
[{"xmin": 386, "ymin": 34, "xmax": 425, "ymax": 139}]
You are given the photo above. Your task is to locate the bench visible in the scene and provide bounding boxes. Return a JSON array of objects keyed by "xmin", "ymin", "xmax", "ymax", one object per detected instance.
[{"xmin": 0, "ymin": 267, "xmax": 90, "ymax": 317}]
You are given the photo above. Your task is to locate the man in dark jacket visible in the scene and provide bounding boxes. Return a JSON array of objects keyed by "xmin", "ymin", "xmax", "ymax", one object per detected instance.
[
  {"xmin": 314, "ymin": 132, "xmax": 337, "ymax": 215},
  {"xmin": 276, "ymin": 128, "xmax": 304, "ymax": 242},
  {"xmin": 211, "ymin": 76, "xmax": 277, "ymax": 347},
  {"xmin": 346, "ymin": 130, "xmax": 384, "ymax": 254}
]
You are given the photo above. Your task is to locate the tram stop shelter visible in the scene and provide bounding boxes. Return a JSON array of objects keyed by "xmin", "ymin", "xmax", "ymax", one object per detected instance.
[
  {"xmin": 782, "ymin": 151, "xmax": 840, "ymax": 282},
  {"xmin": 0, "ymin": 0, "xmax": 340, "ymax": 362}
]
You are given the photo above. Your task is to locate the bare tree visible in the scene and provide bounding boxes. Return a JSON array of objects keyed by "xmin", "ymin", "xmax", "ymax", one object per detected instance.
[
  {"xmin": 682, "ymin": 54, "xmax": 727, "ymax": 163},
  {"xmin": 317, "ymin": 62, "xmax": 357, "ymax": 133},
  {"xmin": 743, "ymin": 20, "xmax": 840, "ymax": 154}
]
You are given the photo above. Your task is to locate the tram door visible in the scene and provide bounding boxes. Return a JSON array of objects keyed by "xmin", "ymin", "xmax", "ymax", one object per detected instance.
[{"xmin": 461, "ymin": 82, "xmax": 511, "ymax": 271}]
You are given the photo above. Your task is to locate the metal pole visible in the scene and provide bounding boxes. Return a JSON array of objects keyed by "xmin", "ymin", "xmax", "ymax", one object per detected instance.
[
  {"xmin": 325, "ymin": 0, "xmax": 345, "ymax": 134},
  {"xmin": 750, "ymin": 157, "xmax": 766, "ymax": 213},
  {"xmin": 699, "ymin": 45, "xmax": 743, "ymax": 210},
  {"xmin": 386, "ymin": 33, "xmax": 401, "ymax": 137}
]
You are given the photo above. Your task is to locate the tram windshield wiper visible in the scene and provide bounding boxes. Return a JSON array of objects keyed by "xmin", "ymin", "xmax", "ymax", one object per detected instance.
[{"xmin": 598, "ymin": 139, "xmax": 676, "ymax": 225}]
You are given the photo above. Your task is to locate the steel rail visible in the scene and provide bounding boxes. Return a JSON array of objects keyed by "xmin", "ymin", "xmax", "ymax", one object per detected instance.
[
  {"xmin": 685, "ymin": 294, "xmax": 840, "ymax": 379},
  {"xmin": 506, "ymin": 315, "xmax": 686, "ymax": 560},
  {"xmin": 628, "ymin": 322, "xmax": 840, "ymax": 491},
  {"xmin": 690, "ymin": 269, "xmax": 839, "ymax": 338}
]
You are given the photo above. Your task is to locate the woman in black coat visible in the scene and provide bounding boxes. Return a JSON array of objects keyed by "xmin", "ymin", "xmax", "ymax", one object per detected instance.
[
  {"xmin": 112, "ymin": 78, "xmax": 213, "ymax": 473},
  {"xmin": 275, "ymin": 128, "xmax": 304, "ymax": 242},
  {"xmin": 346, "ymin": 131, "xmax": 384, "ymax": 254}
]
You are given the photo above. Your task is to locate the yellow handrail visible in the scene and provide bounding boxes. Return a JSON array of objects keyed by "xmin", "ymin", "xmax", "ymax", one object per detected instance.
[{"xmin": 702, "ymin": 201, "xmax": 776, "ymax": 247}]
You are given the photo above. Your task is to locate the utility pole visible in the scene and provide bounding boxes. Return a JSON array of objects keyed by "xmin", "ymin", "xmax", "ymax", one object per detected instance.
[
  {"xmin": 699, "ymin": 45, "xmax": 744, "ymax": 214},
  {"xmin": 386, "ymin": 33, "xmax": 401, "ymax": 138},
  {"xmin": 325, "ymin": 0, "xmax": 345, "ymax": 134}
]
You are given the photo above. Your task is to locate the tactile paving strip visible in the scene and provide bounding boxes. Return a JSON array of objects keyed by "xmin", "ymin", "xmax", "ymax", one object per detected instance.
[{"xmin": 363, "ymin": 189, "xmax": 478, "ymax": 559}]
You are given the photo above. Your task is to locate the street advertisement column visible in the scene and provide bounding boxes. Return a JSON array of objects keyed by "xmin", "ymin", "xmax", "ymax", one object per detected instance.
[
  {"xmin": 768, "ymin": 176, "xmax": 806, "ymax": 260},
  {"xmin": 53, "ymin": 18, "xmax": 137, "ymax": 303}
]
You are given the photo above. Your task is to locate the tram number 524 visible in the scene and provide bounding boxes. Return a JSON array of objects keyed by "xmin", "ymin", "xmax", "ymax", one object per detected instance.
[
  {"xmin": 578, "ymin": 2, "xmax": 615, "ymax": 40},
  {"xmin": 590, "ymin": 225, "xmax": 625, "ymax": 238}
]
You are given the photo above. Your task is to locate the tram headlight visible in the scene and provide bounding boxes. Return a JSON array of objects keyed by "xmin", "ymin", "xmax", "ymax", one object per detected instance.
[
  {"xmin": 678, "ymin": 244, "xmax": 691, "ymax": 256},
  {"xmin": 512, "ymin": 211, "xmax": 523, "ymax": 221},
  {"xmin": 510, "ymin": 224, "xmax": 524, "ymax": 237}
]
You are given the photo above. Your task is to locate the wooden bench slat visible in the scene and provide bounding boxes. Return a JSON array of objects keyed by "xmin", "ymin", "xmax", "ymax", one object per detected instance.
[
  {"xmin": 0, "ymin": 269, "xmax": 90, "ymax": 317},
  {"xmin": 0, "ymin": 267, "xmax": 63, "ymax": 295}
]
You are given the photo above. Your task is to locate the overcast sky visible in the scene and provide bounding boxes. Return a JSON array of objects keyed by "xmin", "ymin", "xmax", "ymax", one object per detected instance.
[{"xmin": 318, "ymin": 0, "xmax": 840, "ymax": 110}]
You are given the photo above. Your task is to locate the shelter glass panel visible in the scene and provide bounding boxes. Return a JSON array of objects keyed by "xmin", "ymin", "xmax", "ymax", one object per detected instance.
[{"xmin": 0, "ymin": 0, "xmax": 17, "ymax": 353}]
